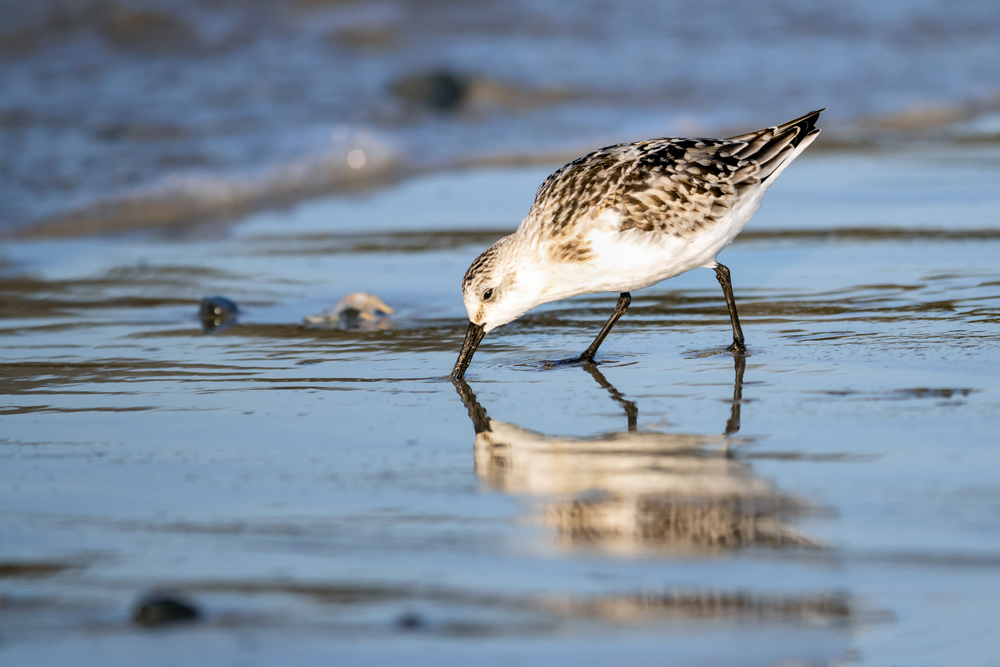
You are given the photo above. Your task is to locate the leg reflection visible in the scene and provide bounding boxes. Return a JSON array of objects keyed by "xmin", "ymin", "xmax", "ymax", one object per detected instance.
[
  {"xmin": 582, "ymin": 363, "xmax": 638, "ymax": 431},
  {"xmin": 725, "ymin": 355, "xmax": 746, "ymax": 437},
  {"xmin": 450, "ymin": 360, "xmax": 815, "ymax": 554},
  {"xmin": 455, "ymin": 356, "xmax": 748, "ymax": 439}
]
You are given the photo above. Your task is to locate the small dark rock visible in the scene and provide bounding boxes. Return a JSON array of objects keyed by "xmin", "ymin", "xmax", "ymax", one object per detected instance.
[
  {"xmin": 199, "ymin": 296, "xmax": 238, "ymax": 318},
  {"xmin": 133, "ymin": 594, "xmax": 200, "ymax": 627},
  {"xmin": 391, "ymin": 71, "xmax": 467, "ymax": 112},
  {"xmin": 395, "ymin": 611, "xmax": 425, "ymax": 630},
  {"xmin": 199, "ymin": 296, "xmax": 238, "ymax": 334}
]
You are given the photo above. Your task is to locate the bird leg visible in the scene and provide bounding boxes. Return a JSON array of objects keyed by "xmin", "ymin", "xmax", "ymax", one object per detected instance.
[
  {"xmin": 581, "ymin": 292, "xmax": 632, "ymax": 361},
  {"xmin": 546, "ymin": 292, "xmax": 631, "ymax": 366},
  {"xmin": 714, "ymin": 264, "xmax": 747, "ymax": 355}
]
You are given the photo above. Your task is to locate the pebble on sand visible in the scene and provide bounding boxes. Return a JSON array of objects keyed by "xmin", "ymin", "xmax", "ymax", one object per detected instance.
[
  {"xmin": 390, "ymin": 71, "xmax": 467, "ymax": 112},
  {"xmin": 198, "ymin": 296, "xmax": 239, "ymax": 334},
  {"xmin": 133, "ymin": 594, "xmax": 201, "ymax": 627},
  {"xmin": 395, "ymin": 611, "xmax": 425, "ymax": 630}
]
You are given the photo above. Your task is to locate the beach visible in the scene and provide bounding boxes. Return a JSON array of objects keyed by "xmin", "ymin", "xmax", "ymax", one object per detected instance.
[
  {"xmin": 3, "ymin": 143, "xmax": 1000, "ymax": 664},
  {"xmin": 3, "ymin": 1, "xmax": 1000, "ymax": 665}
]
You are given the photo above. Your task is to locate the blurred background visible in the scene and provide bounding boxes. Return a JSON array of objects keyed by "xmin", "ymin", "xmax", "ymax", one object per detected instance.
[
  {"xmin": 3, "ymin": 2, "xmax": 1000, "ymax": 666},
  {"xmin": 2, "ymin": 0, "xmax": 999, "ymax": 236}
]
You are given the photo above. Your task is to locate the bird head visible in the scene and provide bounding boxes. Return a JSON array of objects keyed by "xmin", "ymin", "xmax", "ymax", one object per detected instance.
[{"xmin": 452, "ymin": 236, "xmax": 540, "ymax": 378}]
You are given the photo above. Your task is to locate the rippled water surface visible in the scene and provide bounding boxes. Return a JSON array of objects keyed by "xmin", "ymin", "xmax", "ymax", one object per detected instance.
[
  {"xmin": 3, "ymin": 0, "xmax": 1000, "ymax": 232},
  {"xmin": 2, "ymin": 145, "xmax": 1000, "ymax": 665}
]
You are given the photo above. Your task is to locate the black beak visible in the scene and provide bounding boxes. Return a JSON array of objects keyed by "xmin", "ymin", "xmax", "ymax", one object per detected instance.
[{"xmin": 451, "ymin": 322, "xmax": 486, "ymax": 379}]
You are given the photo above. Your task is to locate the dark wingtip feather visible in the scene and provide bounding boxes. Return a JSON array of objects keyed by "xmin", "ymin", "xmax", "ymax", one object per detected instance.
[
  {"xmin": 774, "ymin": 108, "xmax": 825, "ymax": 136},
  {"xmin": 726, "ymin": 109, "xmax": 825, "ymax": 182},
  {"xmin": 727, "ymin": 109, "xmax": 825, "ymax": 143}
]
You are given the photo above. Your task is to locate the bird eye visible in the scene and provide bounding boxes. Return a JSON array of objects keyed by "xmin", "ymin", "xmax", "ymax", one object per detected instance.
[{"xmin": 483, "ymin": 288, "xmax": 494, "ymax": 301}]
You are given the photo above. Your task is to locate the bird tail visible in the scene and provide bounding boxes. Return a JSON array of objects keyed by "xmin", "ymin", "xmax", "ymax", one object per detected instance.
[{"xmin": 726, "ymin": 109, "xmax": 824, "ymax": 183}]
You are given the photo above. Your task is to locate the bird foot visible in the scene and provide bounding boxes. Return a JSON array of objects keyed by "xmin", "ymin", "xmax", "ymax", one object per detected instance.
[
  {"xmin": 726, "ymin": 340, "xmax": 748, "ymax": 356},
  {"xmin": 542, "ymin": 355, "xmax": 597, "ymax": 369}
]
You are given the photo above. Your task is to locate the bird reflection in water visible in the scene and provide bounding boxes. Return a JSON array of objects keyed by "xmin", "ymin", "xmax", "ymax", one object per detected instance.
[{"xmin": 452, "ymin": 358, "xmax": 818, "ymax": 555}]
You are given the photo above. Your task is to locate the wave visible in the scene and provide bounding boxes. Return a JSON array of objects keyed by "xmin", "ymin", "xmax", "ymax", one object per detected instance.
[{"xmin": 21, "ymin": 128, "xmax": 405, "ymax": 238}]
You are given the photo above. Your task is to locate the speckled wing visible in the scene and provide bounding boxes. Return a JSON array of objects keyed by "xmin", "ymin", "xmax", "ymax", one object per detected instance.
[{"xmin": 523, "ymin": 109, "xmax": 823, "ymax": 244}]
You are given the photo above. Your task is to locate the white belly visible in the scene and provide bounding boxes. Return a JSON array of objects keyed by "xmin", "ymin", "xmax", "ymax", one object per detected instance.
[{"xmin": 571, "ymin": 188, "xmax": 766, "ymax": 295}]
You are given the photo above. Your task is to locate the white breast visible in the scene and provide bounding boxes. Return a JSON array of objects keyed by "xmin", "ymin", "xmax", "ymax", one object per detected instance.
[{"xmin": 566, "ymin": 185, "xmax": 767, "ymax": 296}]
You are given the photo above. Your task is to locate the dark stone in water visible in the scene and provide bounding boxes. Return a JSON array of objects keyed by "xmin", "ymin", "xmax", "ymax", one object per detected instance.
[
  {"xmin": 199, "ymin": 296, "xmax": 238, "ymax": 334},
  {"xmin": 395, "ymin": 612, "xmax": 425, "ymax": 630},
  {"xmin": 391, "ymin": 71, "xmax": 467, "ymax": 112},
  {"xmin": 133, "ymin": 594, "xmax": 200, "ymax": 627},
  {"xmin": 199, "ymin": 296, "xmax": 238, "ymax": 318}
]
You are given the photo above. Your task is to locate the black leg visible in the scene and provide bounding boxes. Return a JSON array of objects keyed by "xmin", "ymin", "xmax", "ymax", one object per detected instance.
[
  {"xmin": 714, "ymin": 263, "xmax": 747, "ymax": 355},
  {"xmin": 580, "ymin": 292, "xmax": 631, "ymax": 362},
  {"xmin": 547, "ymin": 292, "xmax": 631, "ymax": 366}
]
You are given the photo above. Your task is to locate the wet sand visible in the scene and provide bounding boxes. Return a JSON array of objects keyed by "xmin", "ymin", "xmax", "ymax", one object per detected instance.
[{"xmin": 2, "ymin": 144, "xmax": 1000, "ymax": 665}]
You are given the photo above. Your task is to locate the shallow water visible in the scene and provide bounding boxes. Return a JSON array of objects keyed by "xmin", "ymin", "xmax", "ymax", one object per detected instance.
[{"xmin": 2, "ymin": 145, "xmax": 1000, "ymax": 665}]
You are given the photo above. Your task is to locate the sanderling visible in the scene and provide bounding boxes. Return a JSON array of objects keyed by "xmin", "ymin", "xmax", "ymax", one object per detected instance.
[{"xmin": 451, "ymin": 109, "xmax": 824, "ymax": 379}]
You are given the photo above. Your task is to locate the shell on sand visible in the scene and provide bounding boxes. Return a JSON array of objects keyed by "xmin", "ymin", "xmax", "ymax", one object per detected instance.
[
  {"xmin": 333, "ymin": 292, "xmax": 394, "ymax": 320},
  {"xmin": 304, "ymin": 292, "xmax": 394, "ymax": 328}
]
